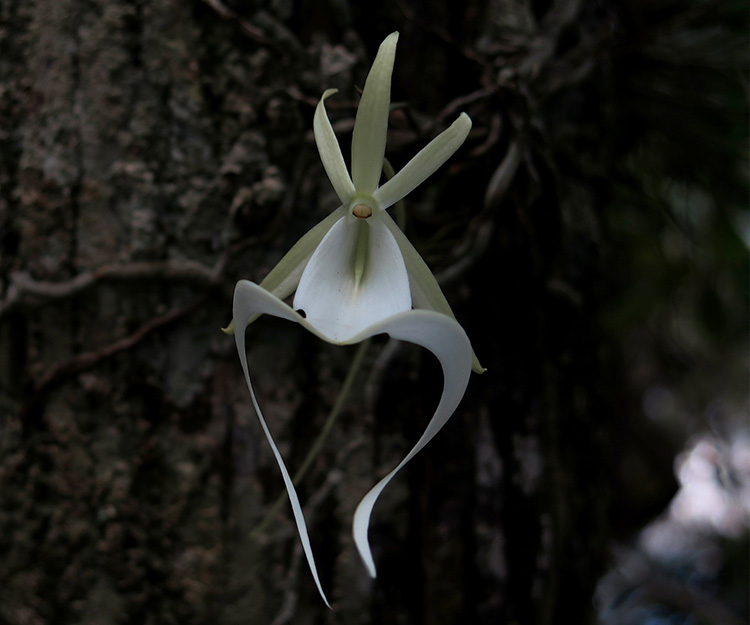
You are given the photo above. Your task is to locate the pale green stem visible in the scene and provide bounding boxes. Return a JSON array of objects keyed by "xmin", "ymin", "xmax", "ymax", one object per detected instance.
[{"xmin": 250, "ymin": 339, "xmax": 370, "ymax": 539}]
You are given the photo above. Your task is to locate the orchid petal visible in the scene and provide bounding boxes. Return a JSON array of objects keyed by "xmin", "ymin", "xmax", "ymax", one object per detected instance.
[
  {"xmin": 314, "ymin": 90, "xmax": 356, "ymax": 204},
  {"xmin": 234, "ymin": 282, "xmax": 472, "ymax": 582},
  {"xmin": 232, "ymin": 290, "xmax": 331, "ymax": 608},
  {"xmin": 259, "ymin": 205, "xmax": 346, "ymax": 299},
  {"xmin": 293, "ymin": 215, "xmax": 411, "ymax": 342},
  {"xmin": 351, "ymin": 32, "xmax": 398, "ymax": 195},
  {"xmin": 373, "ymin": 113, "xmax": 472, "ymax": 210},
  {"xmin": 350, "ymin": 310, "xmax": 472, "ymax": 577},
  {"xmin": 380, "ymin": 211, "xmax": 486, "ymax": 373},
  {"xmin": 221, "ymin": 206, "xmax": 345, "ymax": 335}
]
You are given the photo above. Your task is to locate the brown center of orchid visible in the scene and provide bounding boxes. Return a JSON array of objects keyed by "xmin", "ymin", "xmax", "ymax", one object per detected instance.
[{"xmin": 352, "ymin": 204, "xmax": 373, "ymax": 219}]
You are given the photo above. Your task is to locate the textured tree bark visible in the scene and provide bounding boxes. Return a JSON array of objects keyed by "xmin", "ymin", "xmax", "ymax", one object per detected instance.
[{"xmin": 0, "ymin": 1, "xmax": 686, "ymax": 624}]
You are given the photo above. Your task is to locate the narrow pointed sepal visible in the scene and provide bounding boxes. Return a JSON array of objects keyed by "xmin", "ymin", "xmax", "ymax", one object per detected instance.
[
  {"xmin": 373, "ymin": 113, "xmax": 472, "ymax": 210},
  {"xmin": 351, "ymin": 32, "xmax": 399, "ymax": 194},
  {"xmin": 314, "ymin": 90, "xmax": 356, "ymax": 204},
  {"xmin": 380, "ymin": 211, "xmax": 486, "ymax": 373}
]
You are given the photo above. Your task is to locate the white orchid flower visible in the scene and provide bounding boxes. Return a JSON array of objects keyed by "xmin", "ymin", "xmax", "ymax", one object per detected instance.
[{"xmin": 227, "ymin": 32, "xmax": 484, "ymax": 606}]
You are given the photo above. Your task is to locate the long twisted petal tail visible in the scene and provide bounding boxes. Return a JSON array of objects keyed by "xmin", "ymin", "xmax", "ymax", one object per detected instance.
[
  {"xmin": 233, "ymin": 282, "xmax": 472, "ymax": 596},
  {"xmin": 351, "ymin": 32, "xmax": 398, "ymax": 194},
  {"xmin": 373, "ymin": 113, "xmax": 472, "ymax": 210},
  {"xmin": 293, "ymin": 216, "xmax": 411, "ymax": 342},
  {"xmin": 232, "ymin": 288, "xmax": 331, "ymax": 608},
  {"xmin": 314, "ymin": 90, "xmax": 356, "ymax": 204},
  {"xmin": 351, "ymin": 310, "xmax": 472, "ymax": 577},
  {"xmin": 380, "ymin": 211, "xmax": 486, "ymax": 373}
]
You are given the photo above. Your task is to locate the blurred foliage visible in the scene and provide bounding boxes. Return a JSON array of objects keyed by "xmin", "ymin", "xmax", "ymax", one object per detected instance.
[
  {"xmin": 604, "ymin": 0, "xmax": 747, "ymax": 436},
  {"xmin": 596, "ymin": 0, "xmax": 748, "ymax": 623}
]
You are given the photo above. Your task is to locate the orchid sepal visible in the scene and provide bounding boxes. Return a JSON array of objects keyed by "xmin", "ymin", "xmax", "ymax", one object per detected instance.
[
  {"xmin": 380, "ymin": 211, "xmax": 486, "ymax": 373},
  {"xmin": 351, "ymin": 32, "xmax": 398, "ymax": 194},
  {"xmin": 314, "ymin": 91, "xmax": 355, "ymax": 204},
  {"xmin": 373, "ymin": 113, "xmax": 473, "ymax": 211}
]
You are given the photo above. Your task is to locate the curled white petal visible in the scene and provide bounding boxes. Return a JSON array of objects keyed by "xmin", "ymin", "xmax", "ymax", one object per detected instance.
[
  {"xmin": 373, "ymin": 113, "xmax": 472, "ymax": 210},
  {"xmin": 351, "ymin": 32, "xmax": 399, "ymax": 194},
  {"xmin": 232, "ymin": 288, "xmax": 331, "ymax": 608},
  {"xmin": 223, "ymin": 206, "xmax": 346, "ymax": 334},
  {"xmin": 293, "ymin": 215, "xmax": 411, "ymax": 342},
  {"xmin": 314, "ymin": 90, "xmax": 356, "ymax": 204},
  {"xmin": 259, "ymin": 206, "xmax": 346, "ymax": 298},
  {"xmin": 350, "ymin": 310, "xmax": 472, "ymax": 577},
  {"xmin": 232, "ymin": 282, "xmax": 472, "ymax": 593}
]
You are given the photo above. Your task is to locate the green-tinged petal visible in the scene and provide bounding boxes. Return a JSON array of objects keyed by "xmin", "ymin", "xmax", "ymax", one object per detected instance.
[
  {"xmin": 380, "ymin": 211, "xmax": 486, "ymax": 373},
  {"xmin": 293, "ymin": 215, "xmax": 411, "ymax": 342},
  {"xmin": 373, "ymin": 113, "xmax": 472, "ymax": 210},
  {"xmin": 351, "ymin": 32, "xmax": 398, "ymax": 194},
  {"xmin": 259, "ymin": 206, "xmax": 346, "ymax": 298},
  {"xmin": 233, "ymin": 282, "xmax": 473, "ymax": 584},
  {"xmin": 351, "ymin": 310, "xmax": 472, "ymax": 577},
  {"xmin": 232, "ymin": 290, "xmax": 331, "ymax": 608},
  {"xmin": 222, "ymin": 206, "xmax": 345, "ymax": 334},
  {"xmin": 314, "ymin": 89, "xmax": 356, "ymax": 204}
]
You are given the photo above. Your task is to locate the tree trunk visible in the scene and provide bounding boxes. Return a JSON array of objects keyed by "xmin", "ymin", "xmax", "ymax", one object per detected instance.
[{"xmin": 2, "ymin": 0, "xmax": 736, "ymax": 624}]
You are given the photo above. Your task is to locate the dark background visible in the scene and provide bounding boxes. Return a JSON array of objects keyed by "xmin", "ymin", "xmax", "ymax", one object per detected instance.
[{"xmin": 0, "ymin": 0, "xmax": 747, "ymax": 623}]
